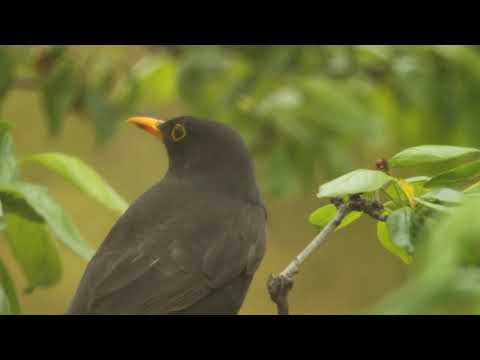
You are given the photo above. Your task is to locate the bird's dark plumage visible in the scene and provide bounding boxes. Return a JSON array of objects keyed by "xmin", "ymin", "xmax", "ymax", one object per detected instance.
[{"xmin": 67, "ymin": 116, "xmax": 266, "ymax": 315}]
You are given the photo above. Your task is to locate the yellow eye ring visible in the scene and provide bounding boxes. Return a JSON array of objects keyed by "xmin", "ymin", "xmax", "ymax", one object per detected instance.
[{"xmin": 171, "ymin": 124, "xmax": 186, "ymax": 142}]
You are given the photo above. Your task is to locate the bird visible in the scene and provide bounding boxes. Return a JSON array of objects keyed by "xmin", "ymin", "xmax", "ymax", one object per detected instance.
[{"xmin": 66, "ymin": 116, "xmax": 267, "ymax": 315}]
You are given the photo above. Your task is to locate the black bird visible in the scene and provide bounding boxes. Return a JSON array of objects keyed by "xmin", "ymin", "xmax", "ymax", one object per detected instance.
[{"xmin": 67, "ymin": 116, "xmax": 267, "ymax": 315}]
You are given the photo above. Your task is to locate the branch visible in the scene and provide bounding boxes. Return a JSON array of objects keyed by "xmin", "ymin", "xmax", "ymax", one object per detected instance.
[
  {"xmin": 283, "ymin": 203, "xmax": 350, "ymax": 280},
  {"xmin": 267, "ymin": 195, "xmax": 387, "ymax": 315},
  {"xmin": 267, "ymin": 201, "xmax": 350, "ymax": 315}
]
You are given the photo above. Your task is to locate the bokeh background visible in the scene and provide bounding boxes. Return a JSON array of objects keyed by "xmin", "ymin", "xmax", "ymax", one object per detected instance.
[{"xmin": 1, "ymin": 45, "xmax": 480, "ymax": 314}]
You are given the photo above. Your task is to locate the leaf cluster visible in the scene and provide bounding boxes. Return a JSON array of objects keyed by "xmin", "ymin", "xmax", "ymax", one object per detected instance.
[{"xmin": 0, "ymin": 121, "xmax": 128, "ymax": 314}]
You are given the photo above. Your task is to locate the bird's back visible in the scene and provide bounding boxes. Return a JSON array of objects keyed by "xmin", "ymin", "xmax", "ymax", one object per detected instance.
[{"xmin": 67, "ymin": 177, "xmax": 266, "ymax": 315}]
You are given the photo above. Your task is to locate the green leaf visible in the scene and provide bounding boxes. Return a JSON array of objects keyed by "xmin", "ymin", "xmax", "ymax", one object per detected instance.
[
  {"xmin": 377, "ymin": 220, "xmax": 413, "ymax": 264},
  {"xmin": 384, "ymin": 181, "xmax": 407, "ymax": 208},
  {"xmin": 396, "ymin": 178, "xmax": 416, "ymax": 208},
  {"xmin": 0, "ymin": 122, "xmax": 17, "ymax": 183},
  {"xmin": 414, "ymin": 197, "xmax": 454, "ymax": 214},
  {"xmin": 0, "ymin": 259, "xmax": 20, "ymax": 314},
  {"xmin": 25, "ymin": 152, "xmax": 128, "ymax": 214},
  {"xmin": 405, "ymin": 176, "xmax": 431, "ymax": 195},
  {"xmin": 317, "ymin": 169, "xmax": 392, "ymax": 198},
  {"xmin": 386, "ymin": 207, "xmax": 415, "ymax": 256},
  {"xmin": 308, "ymin": 204, "xmax": 363, "ymax": 232},
  {"xmin": 0, "ymin": 47, "xmax": 15, "ymax": 104},
  {"xmin": 0, "ymin": 182, "xmax": 94, "ymax": 260},
  {"xmin": 405, "ymin": 176, "xmax": 432, "ymax": 184},
  {"xmin": 464, "ymin": 184, "xmax": 480, "ymax": 201},
  {"xmin": 465, "ymin": 180, "xmax": 480, "ymax": 194},
  {"xmin": 3, "ymin": 208, "xmax": 62, "ymax": 292},
  {"xmin": 42, "ymin": 60, "xmax": 75, "ymax": 136},
  {"xmin": 426, "ymin": 160, "xmax": 480, "ymax": 188},
  {"xmin": 422, "ymin": 188, "xmax": 466, "ymax": 205},
  {"xmin": 389, "ymin": 145, "xmax": 480, "ymax": 168}
]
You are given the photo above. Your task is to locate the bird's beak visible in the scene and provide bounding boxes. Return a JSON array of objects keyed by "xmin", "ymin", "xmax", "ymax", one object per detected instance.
[{"xmin": 127, "ymin": 117, "xmax": 165, "ymax": 139}]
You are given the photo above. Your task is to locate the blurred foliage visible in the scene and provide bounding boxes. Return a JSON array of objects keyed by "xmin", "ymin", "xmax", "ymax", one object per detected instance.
[
  {"xmin": 372, "ymin": 197, "xmax": 480, "ymax": 314},
  {"xmin": 4, "ymin": 45, "xmax": 480, "ymax": 197},
  {"xmin": 0, "ymin": 121, "xmax": 126, "ymax": 313}
]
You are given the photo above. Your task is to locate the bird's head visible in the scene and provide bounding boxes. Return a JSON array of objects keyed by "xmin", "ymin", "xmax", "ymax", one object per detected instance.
[{"xmin": 127, "ymin": 116, "xmax": 261, "ymax": 204}]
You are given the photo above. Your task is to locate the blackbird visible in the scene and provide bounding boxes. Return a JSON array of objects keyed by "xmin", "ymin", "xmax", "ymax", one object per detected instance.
[{"xmin": 66, "ymin": 116, "xmax": 267, "ymax": 315}]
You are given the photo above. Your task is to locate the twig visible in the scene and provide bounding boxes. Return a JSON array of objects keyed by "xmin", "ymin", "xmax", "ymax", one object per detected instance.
[
  {"xmin": 282, "ymin": 203, "xmax": 350, "ymax": 280},
  {"xmin": 267, "ymin": 195, "xmax": 388, "ymax": 315},
  {"xmin": 267, "ymin": 201, "xmax": 351, "ymax": 315},
  {"xmin": 349, "ymin": 195, "xmax": 387, "ymax": 222},
  {"xmin": 267, "ymin": 274, "xmax": 292, "ymax": 315}
]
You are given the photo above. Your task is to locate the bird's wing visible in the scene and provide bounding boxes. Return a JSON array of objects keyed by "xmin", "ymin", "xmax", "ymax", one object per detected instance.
[{"xmin": 68, "ymin": 199, "xmax": 266, "ymax": 315}]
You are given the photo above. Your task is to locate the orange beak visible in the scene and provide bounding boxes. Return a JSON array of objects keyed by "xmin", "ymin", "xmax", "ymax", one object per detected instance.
[{"xmin": 127, "ymin": 117, "xmax": 165, "ymax": 139}]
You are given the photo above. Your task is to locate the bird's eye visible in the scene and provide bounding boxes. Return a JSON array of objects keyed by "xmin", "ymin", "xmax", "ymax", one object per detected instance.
[{"xmin": 171, "ymin": 123, "xmax": 187, "ymax": 142}]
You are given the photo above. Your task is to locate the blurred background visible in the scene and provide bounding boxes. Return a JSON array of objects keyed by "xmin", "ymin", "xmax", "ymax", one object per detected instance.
[{"xmin": 1, "ymin": 45, "xmax": 479, "ymax": 314}]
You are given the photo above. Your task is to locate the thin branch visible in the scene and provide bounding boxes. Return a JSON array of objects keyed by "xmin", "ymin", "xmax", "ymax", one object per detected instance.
[
  {"xmin": 349, "ymin": 195, "xmax": 387, "ymax": 222},
  {"xmin": 267, "ymin": 274, "xmax": 292, "ymax": 315},
  {"xmin": 282, "ymin": 203, "xmax": 350, "ymax": 280},
  {"xmin": 267, "ymin": 195, "xmax": 388, "ymax": 315},
  {"xmin": 267, "ymin": 201, "xmax": 351, "ymax": 315}
]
